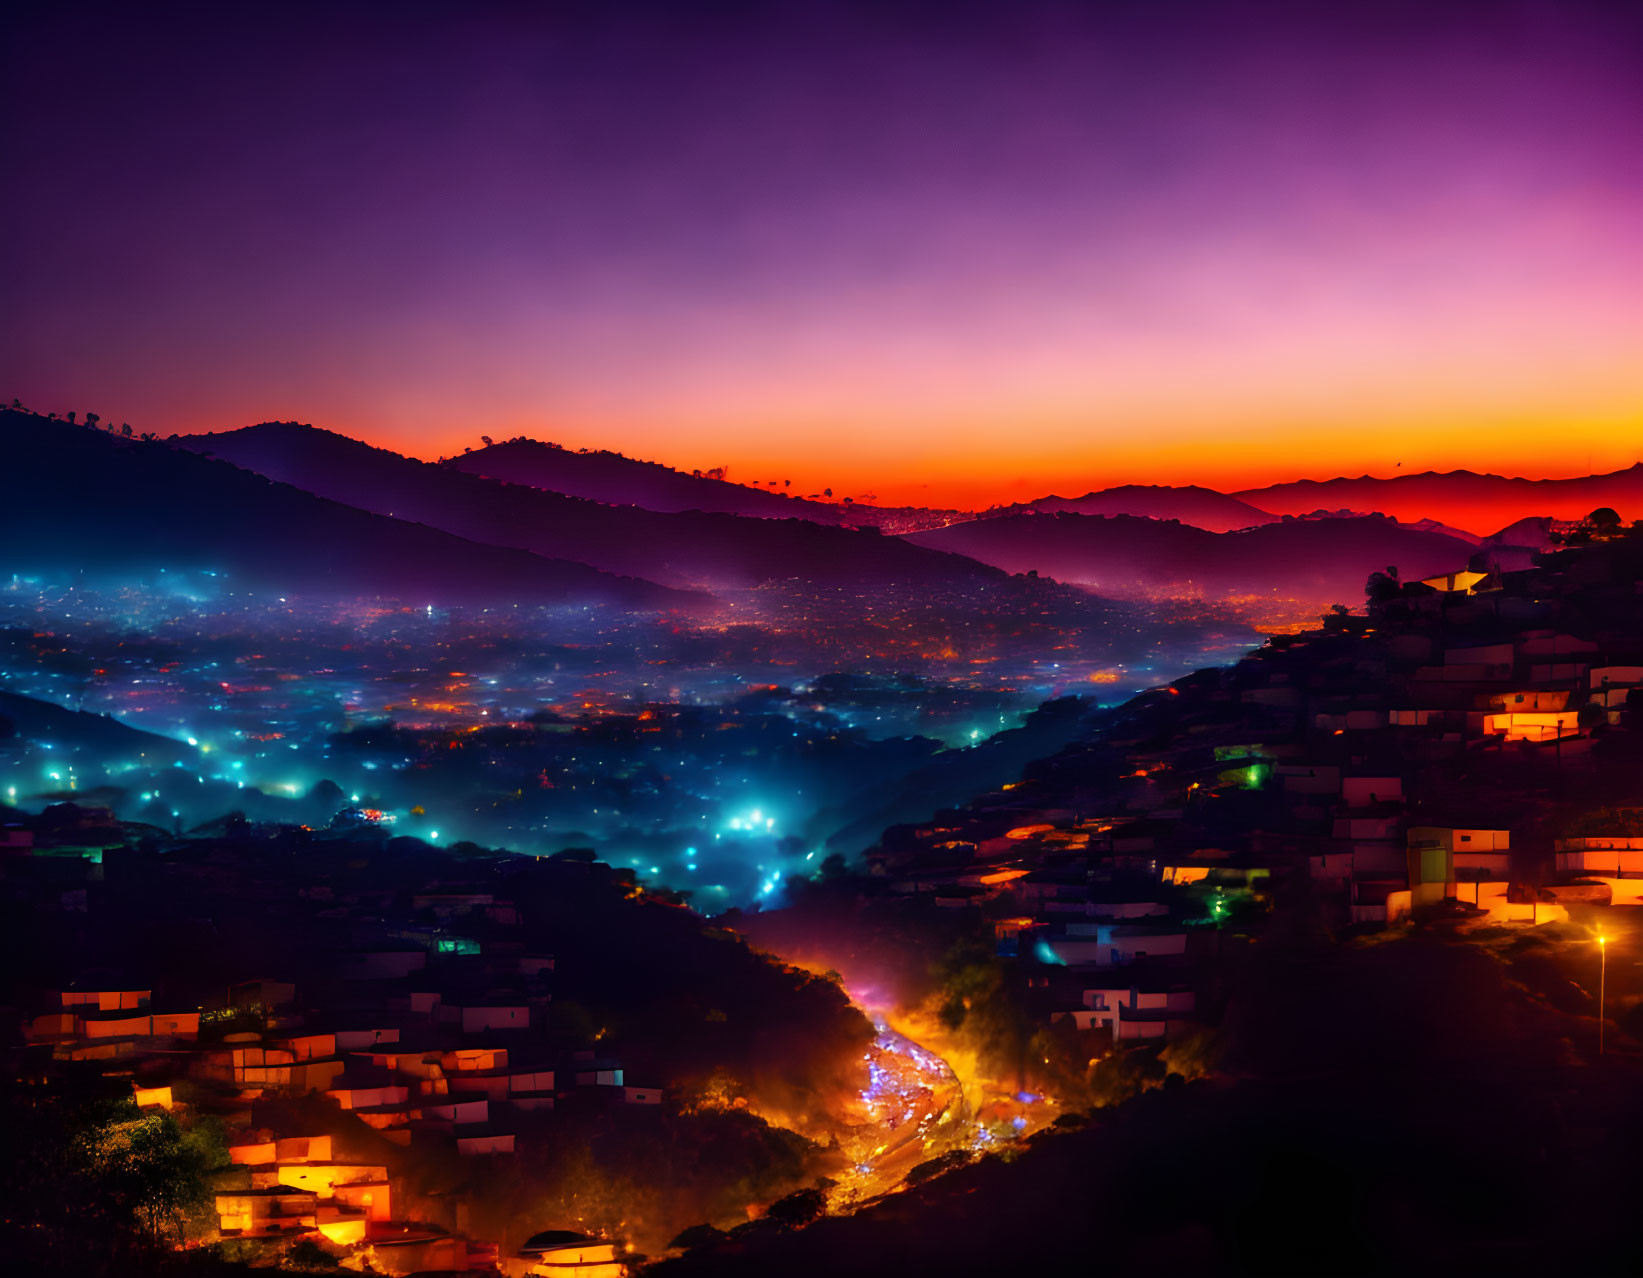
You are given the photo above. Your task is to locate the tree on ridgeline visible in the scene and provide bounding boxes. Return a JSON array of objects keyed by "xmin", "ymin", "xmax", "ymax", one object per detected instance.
[{"xmin": 1588, "ymin": 507, "xmax": 1622, "ymax": 535}]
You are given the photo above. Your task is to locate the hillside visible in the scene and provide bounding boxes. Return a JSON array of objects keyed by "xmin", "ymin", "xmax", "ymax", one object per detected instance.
[
  {"xmin": 906, "ymin": 511, "xmax": 1482, "ymax": 603},
  {"xmin": 0, "ymin": 688, "xmax": 196, "ymax": 766},
  {"xmin": 1237, "ymin": 464, "xmax": 1643, "ymax": 531},
  {"xmin": 177, "ymin": 423, "xmax": 1005, "ymax": 591},
  {"xmin": 0, "ymin": 411, "xmax": 689, "ymax": 609},
  {"xmin": 451, "ymin": 439, "xmax": 852, "ymax": 523},
  {"xmin": 990, "ymin": 484, "xmax": 1276, "ymax": 533}
]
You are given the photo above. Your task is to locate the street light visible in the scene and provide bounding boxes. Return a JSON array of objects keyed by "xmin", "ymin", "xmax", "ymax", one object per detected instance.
[{"xmin": 1598, "ymin": 935, "xmax": 1607, "ymax": 1057}]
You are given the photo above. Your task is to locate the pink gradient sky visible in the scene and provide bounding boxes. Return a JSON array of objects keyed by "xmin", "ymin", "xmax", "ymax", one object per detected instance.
[{"xmin": 4, "ymin": 1, "xmax": 1641, "ymax": 507}]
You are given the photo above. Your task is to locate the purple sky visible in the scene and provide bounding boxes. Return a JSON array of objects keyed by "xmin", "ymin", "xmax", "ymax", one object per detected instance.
[{"xmin": 5, "ymin": 0, "xmax": 1641, "ymax": 506}]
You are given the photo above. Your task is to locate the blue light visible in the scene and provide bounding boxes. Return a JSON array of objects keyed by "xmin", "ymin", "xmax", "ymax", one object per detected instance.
[{"xmin": 1032, "ymin": 939, "xmax": 1065, "ymax": 966}]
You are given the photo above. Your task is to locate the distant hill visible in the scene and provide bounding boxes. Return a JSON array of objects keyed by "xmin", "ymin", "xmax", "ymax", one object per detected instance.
[
  {"xmin": 451, "ymin": 438, "xmax": 852, "ymax": 523},
  {"xmin": 0, "ymin": 688, "xmax": 196, "ymax": 765},
  {"xmin": 451, "ymin": 438, "xmax": 974, "ymax": 533},
  {"xmin": 1236, "ymin": 465, "xmax": 1643, "ymax": 532},
  {"xmin": 177, "ymin": 423, "xmax": 1005, "ymax": 591},
  {"xmin": 989, "ymin": 485, "xmax": 1276, "ymax": 533},
  {"xmin": 1486, "ymin": 516, "xmax": 1555, "ymax": 549},
  {"xmin": 906, "ymin": 511, "xmax": 1482, "ymax": 603},
  {"xmin": 1395, "ymin": 515, "xmax": 1483, "ymax": 545},
  {"xmin": 0, "ymin": 411, "xmax": 688, "ymax": 609}
]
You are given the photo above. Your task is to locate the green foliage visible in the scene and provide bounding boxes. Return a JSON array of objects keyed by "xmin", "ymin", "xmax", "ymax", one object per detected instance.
[
  {"xmin": 0, "ymin": 1077, "xmax": 216, "ymax": 1276},
  {"xmin": 929, "ymin": 933, "xmax": 1031, "ymax": 1080},
  {"xmin": 285, "ymin": 1238, "xmax": 343, "ymax": 1270},
  {"xmin": 199, "ymin": 1002, "xmax": 267, "ymax": 1040},
  {"xmin": 1089, "ymin": 1045, "xmax": 1167, "ymax": 1107},
  {"xmin": 459, "ymin": 1104, "xmax": 821, "ymax": 1256},
  {"xmin": 79, "ymin": 1108, "xmax": 213, "ymax": 1244}
]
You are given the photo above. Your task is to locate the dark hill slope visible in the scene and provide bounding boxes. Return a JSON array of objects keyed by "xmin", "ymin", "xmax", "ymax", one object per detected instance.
[
  {"xmin": 0, "ymin": 688, "xmax": 196, "ymax": 765},
  {"xmin": 177, "ymin": 422, "xmax": 1004, "ymax": 591},
  {"xmin": 993, "ymin": 484, "xmax": 1276, "ymax": 533},
  {"xmin": 451, "ymin": 438, "xmax": 850, "ymax": 523},
  {"xmin": 907, "ymin": 511, "xmax": 1477, "ymax": 601},
  {"xmin": 1237, "ymin": 464, "xmax": 1643, "ymax": 531},
  {"xmin": 0, "ymin": 411, "xmax": 687, "ymax": 608}
]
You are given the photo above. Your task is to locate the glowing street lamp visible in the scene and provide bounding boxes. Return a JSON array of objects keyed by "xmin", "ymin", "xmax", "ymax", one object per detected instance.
[{"xmin": 1598, "ymin": 934, "xmax": 1607, "ymax": 1057}]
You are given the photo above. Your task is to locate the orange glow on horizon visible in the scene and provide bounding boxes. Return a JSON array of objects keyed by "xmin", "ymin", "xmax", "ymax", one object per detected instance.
[
  {"xmin": 380, "ymin": 399, "xmax": 1643, "ymax": 512},
  {"xmin": 329, "ymin": 401, "xmax": 1643, "ymax": 517}
]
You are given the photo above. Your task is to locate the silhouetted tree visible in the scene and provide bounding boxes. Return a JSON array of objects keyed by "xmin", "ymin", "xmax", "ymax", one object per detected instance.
[
  {"xmin": 669, "ymin": 1224, "xmax": 728, "ymax": 1253},
  {"xmin": 1588, "ymin": 506, "xmax": 1622, "ymax": 534},
  {"xmin": 1365, "ymin": 570, "xmax": 1401, "ymax": 603},
  {"xmin": 120, "ymin": 423, "xmax": 133, "ymax": 437},
  {"xmin": 765, "ymin": 1187, "xmax": 826, "ymax": 1228},
  {"xmin": 84, "ymin": 412, "xmax": 99, "ymax": 428},
  {"xmin": 481, "ymin": 435, "xmax": 493, "ymax": 447},
  {"xmin": 1619, "ymin": 688, "xmax": 1643, "ymax": 736}
]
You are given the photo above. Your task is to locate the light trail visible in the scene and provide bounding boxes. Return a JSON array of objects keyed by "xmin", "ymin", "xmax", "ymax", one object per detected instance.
[
  {"xmin": 826, "ymin": 1007, "xmax": 1057, "ymax": 1211},
  {"xmin": 828, "ymin": 1018, "xmax": 973, "ymax": 1209}
]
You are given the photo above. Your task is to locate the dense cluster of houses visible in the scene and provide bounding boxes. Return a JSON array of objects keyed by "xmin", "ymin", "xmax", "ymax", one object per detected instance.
[
  {"xmin": 2, "ymin": 814, "xmax": 656, "ymax": 1274},
  {"xmin": 864, "ymin": 533, "xmax": 1643, "ymax": 1052}
]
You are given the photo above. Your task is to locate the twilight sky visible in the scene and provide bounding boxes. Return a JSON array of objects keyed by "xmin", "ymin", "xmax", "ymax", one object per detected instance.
[{"xmin": 4, "ymin": 0, "xmax": 1641, "ymax": 507}]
